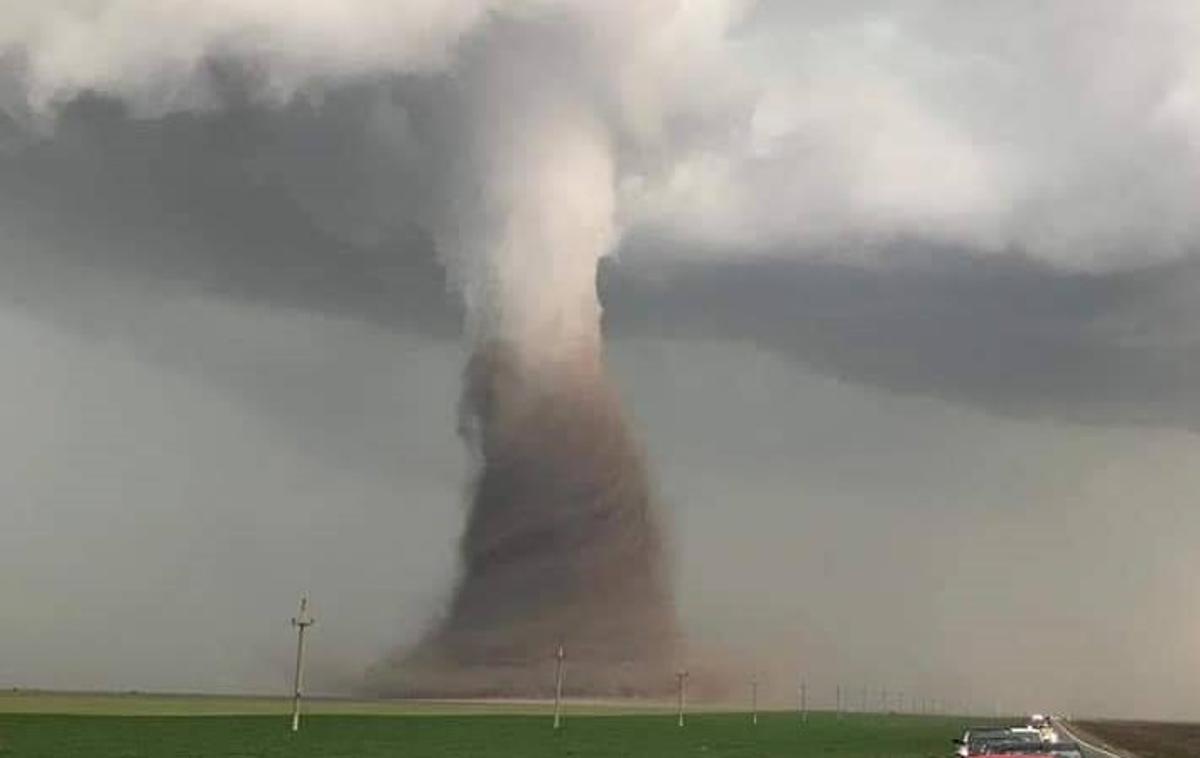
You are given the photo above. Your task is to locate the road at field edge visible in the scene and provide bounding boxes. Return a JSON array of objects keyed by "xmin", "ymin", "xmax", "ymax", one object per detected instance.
[{"xmin": 1053, "ymin": 718, "xmax": 1133, "ymax": 758}]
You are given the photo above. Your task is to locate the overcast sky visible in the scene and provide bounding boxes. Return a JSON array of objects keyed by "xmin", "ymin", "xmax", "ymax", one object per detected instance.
[{"xmin": 2, "ymin": 1, "xmax": 1200, "ymax": 719}]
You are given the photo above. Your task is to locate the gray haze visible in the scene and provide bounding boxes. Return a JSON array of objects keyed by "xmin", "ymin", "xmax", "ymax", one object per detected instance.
[{"xmin": 2, "ymin": 1, "xmax": 1200, "ymax": 719}]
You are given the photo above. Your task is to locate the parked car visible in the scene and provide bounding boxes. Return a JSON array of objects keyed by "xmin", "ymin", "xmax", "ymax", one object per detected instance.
[
  {"xmin": 971, "ymin": 741, "xmax": 1054, "ymax": 757},
  {"xmin": 954, "ymin": 727, "xmax": 1045, "ymax": 757},
  {"xmin": 955, "ymin": 724, "xmax": 1051, "ymax": 753},
  {"xmin": 1044, "ymin": 742, "xmax": 1083, "ymax": 758},
  {"xmin": 954, "ymin": 727, "xmax": 1016, "ymax": 756}
]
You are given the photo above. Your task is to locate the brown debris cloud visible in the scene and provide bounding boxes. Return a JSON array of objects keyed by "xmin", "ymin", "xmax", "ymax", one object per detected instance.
[{"xmin": 369, "ymin": 339, "xmax": 680, "ymax": 696}]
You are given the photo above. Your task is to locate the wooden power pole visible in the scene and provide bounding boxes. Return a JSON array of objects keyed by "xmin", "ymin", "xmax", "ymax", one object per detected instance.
[
  {"xmin": 676, "ymin": 670, "xmax": 689, "ymax": 727},
  {"xmin": 290, "ymin": 595, "xmax": 315, "ymax": 733},
  {"xmin": 553, "ymin": 643, "xmax": 566, "ymax": 730}
]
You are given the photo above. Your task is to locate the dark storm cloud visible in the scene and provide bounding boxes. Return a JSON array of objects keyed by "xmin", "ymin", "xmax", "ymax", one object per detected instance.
[
  {"xmin": 4, "ymin": 0, "xmax": 1200, "ymax": 438},
  {"xmin": 0, "ymin": 87, "xmax": 456, "ymax": 337},
  {"xmin": 604, "ymin": 246, "xmax": 1200, "ymax": 433},
  {"xmin": 3, "ymin": 92, "xmax": 1198, "ymax": 436}
]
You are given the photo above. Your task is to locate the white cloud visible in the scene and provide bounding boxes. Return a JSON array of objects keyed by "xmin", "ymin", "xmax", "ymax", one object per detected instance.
[{"xmin": 3, "ymin": 1, "xmax": 1200, "ymax": 269}]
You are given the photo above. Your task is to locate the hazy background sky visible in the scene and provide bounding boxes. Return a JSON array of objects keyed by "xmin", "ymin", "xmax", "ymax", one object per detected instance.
[{"xmin": 2, "ymin": 1, "xmax": 1200, "ymax": 720}]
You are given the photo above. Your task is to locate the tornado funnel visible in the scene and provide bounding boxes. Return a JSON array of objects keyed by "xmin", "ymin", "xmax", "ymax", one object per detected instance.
[{"xmin": 370, "ymin": 340, "xmax": 679, "ymax": 696}]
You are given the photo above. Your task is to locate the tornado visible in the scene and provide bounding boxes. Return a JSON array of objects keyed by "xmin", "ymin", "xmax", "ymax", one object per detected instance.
[
  {"xmin": 367, "ymin": 35, "xmax": 680, "ymax": 696},
  {"xmin": 373, "ymin": 339, "xmax": 678, "ymax": 697}
]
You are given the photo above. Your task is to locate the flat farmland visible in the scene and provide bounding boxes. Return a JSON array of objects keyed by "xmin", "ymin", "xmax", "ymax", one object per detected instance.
[
  {"xmin": 1075, "ymin": 719, "xmax": 1200, "ymax": 758},
  {"xmin": 0, "ymin": 695, "xmax": 978, "ymax": 758}
]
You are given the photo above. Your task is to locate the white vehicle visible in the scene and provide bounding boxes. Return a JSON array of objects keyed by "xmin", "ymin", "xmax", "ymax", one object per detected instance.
[{"xmin": 1026, "ymin": 714, "xmax": 1059, "ymax": 743}]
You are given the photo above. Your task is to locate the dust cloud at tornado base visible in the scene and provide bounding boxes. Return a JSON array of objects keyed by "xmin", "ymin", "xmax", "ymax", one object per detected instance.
[{"xmin": 368, "ymin": 342, "xmax": 682, "ymax": 696}]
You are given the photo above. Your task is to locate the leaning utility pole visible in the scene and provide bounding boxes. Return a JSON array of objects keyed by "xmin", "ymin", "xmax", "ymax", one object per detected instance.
[
  {"xmin": 290, "ymin": 595, "xmax": 315, "ymax": 733},
  {"xmin": 676, "ymin": 670, "xmax": 689, "ymax": 727},
  {"xmin": 552, "ymin": 643, "xmax": 566, "ymax": 730}
]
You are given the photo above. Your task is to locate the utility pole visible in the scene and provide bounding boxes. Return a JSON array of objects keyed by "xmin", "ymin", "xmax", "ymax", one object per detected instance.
[
  {"xmin": 799, "ymin": 678, "xmax": 807, "ymax": 723},
  {"xmin": 553, "ymin": 643, "xmax": 566, "ymax": 730},
  {"xmin": 750, "ymin": 675, "xmax": 759, "ymax": 725},
  {"xmin": 676, "ymin": 670, "xmax": 688, "ymax": 727},
  {"xmin": 290, "ymin": 595, "xmax": 315, "ymax": 733},
  {"xmin": 836, "ymin": 684, "xmax": 842, "ymax": 719}
]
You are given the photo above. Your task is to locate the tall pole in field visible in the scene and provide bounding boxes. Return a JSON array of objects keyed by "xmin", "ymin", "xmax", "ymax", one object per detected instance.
[
  {"xmin": 836, "ymin": 684, "xmax": 842, "ymax": 719},
  {"xmin": 751, "ymin": 675, "xmax": 759, "ymax": 725},
  {"xmin": 290, "ymin": 595, "xmax": 315, "ymax": 733},
  {"xmin": 676, "ymin": 670, "xmax": 689, "ymax": 727},
  {"xmin": 553, "ymin": 643, "xmax": 566, "ymax": 730},
  {"xmin": 799, "ymin": 678, "xmax": 807, "ymax": 723}
]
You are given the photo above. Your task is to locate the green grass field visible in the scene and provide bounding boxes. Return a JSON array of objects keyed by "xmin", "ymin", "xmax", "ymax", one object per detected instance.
[{"xmin": 0, "ymin": 692, "xmax": 984, "ymax": 757}]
